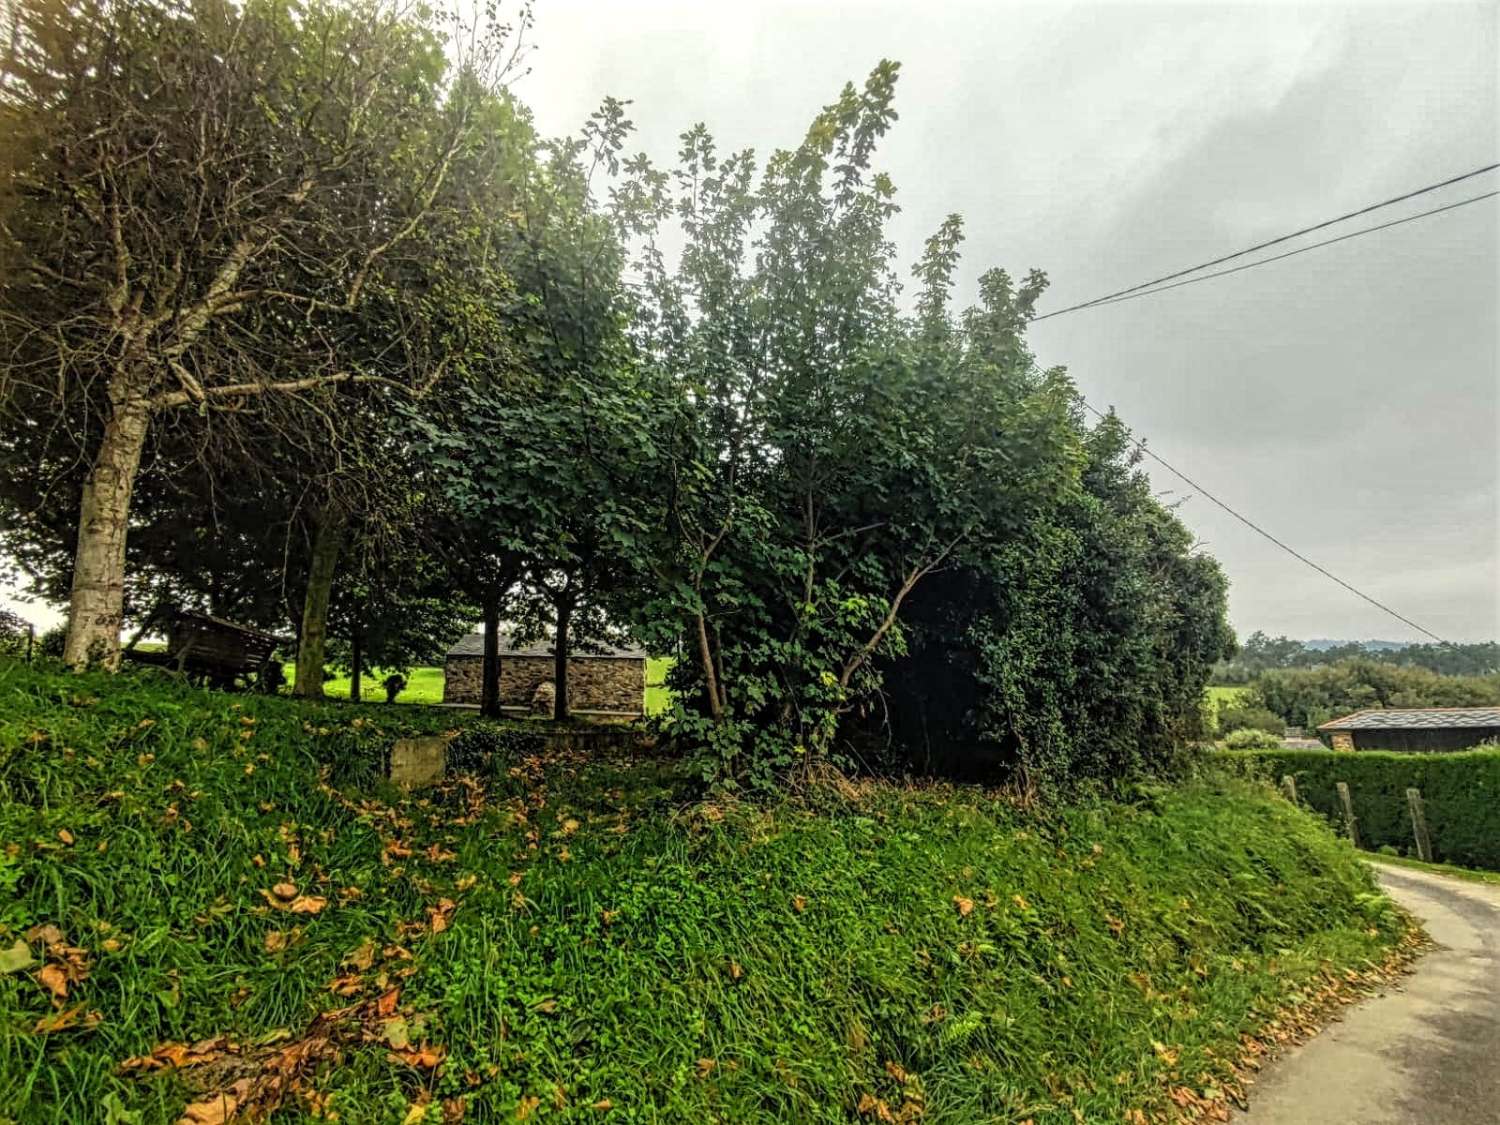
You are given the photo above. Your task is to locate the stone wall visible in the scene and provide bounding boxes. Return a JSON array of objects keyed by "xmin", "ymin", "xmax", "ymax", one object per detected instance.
[{"xmin": 442, "ymin": 655, "xmax": 645, "ymax": 715}]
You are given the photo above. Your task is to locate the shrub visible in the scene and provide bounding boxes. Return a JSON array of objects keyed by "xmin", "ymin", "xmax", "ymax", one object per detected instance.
[
  {"xmin": 1224, "ymin": 728, "xmax": 1281, "ymax": 750},
  {"xmin": 1217, "ymin": 704, "xmax": 1283, "ymax": 736},
  {"xmin": 1248, "ymin": 659, "xmax": 1500, "ymax": 730},
  {"xmin": 1221, "ymin": 747, "xmax": 1500, "ymax": 870},
  {"xmin": 445, "ymin": 722, "xmax": 546, "ymax": 775}
]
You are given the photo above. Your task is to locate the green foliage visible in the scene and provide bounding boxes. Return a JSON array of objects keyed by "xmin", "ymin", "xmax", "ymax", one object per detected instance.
[
  {"xmin": 631, "ymin": 66, "xmax": 1229, "ymax": 789},
  {"xmin": 0, "ymin": 659, "xmax": 1407, "ymax": 1124},
  {"xmin": 0, "ymin": 610, "xmax": 30, "ymax": 656},
  {"xmin": 1215, "ymin": 632, "xmax": 1499, "ymax": 682},
  {"xmin": 445, "ymin": 722, "xmax": 546, "ymax": 774},
  {"xmin": 1247, "ymin": 659, "xmax": 1500, "ymax": 730},
  {"xmin": 1223, "ymin": 728, "xmax": 1282, "ymax": 750},
  {"xmin": 879, "ymin": 415, "xmax": 1233, "ymax": 790},
  {"xmin": 1225, "ymin": 747, "xmax": 1500, "ymax": 869},
  {"xmin": 1217, "ymin": 704, "xmax": 1285, "ymax": 737}
]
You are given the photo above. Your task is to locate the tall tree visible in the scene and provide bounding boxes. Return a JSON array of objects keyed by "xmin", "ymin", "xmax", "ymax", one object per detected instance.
[{"xmin": 0, "ymin": 0, "xmax": 525, "ymax": 668}]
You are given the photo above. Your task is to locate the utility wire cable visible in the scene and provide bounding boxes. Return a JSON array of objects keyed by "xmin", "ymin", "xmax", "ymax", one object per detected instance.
[
  {"xmin": 1072, "ymin": 190, "xmax": 1498, "ymax": 314},
  {"xmin": 1035, "ymin": 162, "xmax": 1498, "ymax": 321},
  {"xmin": 1076, "ymin": 398, "xmax": 1452, "ymax": 645}
]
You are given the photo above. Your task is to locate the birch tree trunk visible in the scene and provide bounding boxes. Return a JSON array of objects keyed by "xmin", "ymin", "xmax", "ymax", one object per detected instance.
[
  {"xmin": 64, "ymin": 394, "xmax": 152, "ymax": 670},
  {"xmin": 293, "ymin": 510, "xmax": 346, "ymax": 698}
]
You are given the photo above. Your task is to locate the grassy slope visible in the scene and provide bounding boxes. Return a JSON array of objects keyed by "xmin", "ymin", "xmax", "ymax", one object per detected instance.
[{"xmin": 0, "ymin": 659, "xmax": 1409, "ymax": 1124}]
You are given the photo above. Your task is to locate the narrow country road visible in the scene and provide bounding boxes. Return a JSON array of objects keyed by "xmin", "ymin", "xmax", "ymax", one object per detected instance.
[{"xmin": 1237, "ymin": 862, "xmax": 1500, "ymax": 1124}]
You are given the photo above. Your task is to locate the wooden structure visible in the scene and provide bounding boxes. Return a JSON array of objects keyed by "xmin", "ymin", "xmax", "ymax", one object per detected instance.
[
  {"xmin": 1318, "ymin": 707, "xmax": 1500, "ymax": 752},
  {"xmin": 125, "ymin": 610, "xmax": 280, "ymax": 689}
]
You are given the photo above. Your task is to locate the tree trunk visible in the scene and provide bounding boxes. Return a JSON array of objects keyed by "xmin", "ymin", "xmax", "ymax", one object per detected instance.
[
  {"xmin": 293, "ymin": 510, "xmax": 345, "ymax": 699},
  {"xmin": 695, "ymin": 612, "xmax": 724, "ymax": 721},
  {"xmin": 480, "ymin": 591, "xmax": 501, "ymax": 719},
  {"xmin": 64, "ymin": 396, "xmax": 152, "ymax": 670},
  {"xmin": 349, "ymin": 615, "xmax": 363, "ymax": 702},
  {"xmin": 553, "ymin": 597, "xmax": 572, "ymax": 722}
]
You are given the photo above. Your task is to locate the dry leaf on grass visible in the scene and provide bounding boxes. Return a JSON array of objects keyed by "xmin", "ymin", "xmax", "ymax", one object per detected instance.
[
  {"xmin": 37, "ymin": 963, "xmax": 69, "ymax": 1000},
  {"xmin": 952, "ymin": 896, "xmax": 974, "ymax": 917},
  {"xmin": 34, "ymin": 1005, "xmax": 100, "ymax": 1034}
]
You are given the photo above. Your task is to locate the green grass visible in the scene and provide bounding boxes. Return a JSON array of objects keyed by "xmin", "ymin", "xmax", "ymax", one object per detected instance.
[
  {"xmin": 1204, "ymin": 685, "xmax": 1247, "ymax": 710},
  {"xmin": 283, "ymin": 665, "xmax": 447, "ymax": 705},
  {"xmin": 0, "ymin": 658, "xmax": 1411, "ymax": 1124},
  {"xmin": 1368, "ymin": 854, "xmax": 1500, "ymax": 886},
  {"xmin": 645, "ymin": 655, "xmax": 673, "ymax": 716}
]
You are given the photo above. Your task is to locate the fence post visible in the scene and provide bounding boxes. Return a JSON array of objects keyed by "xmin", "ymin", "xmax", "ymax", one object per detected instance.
[
  {"xmin": 1336, "ymin": 782, "xmax": 1359, "ymax": 848},
  {"xmin": 1280, "ymin": 775, "xmax": 1298, "ymax": 804},
  {"xmin": 1406, "ymin": 787, "xmax": 1434, "ymax": 863}
]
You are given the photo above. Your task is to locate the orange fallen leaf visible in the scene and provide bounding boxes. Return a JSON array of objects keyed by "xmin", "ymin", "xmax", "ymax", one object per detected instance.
[
  {"xmin": 591, "ymin": 1099, "xmax": 613, "ymax": 1111},
  {"xmin": 38, "ymin": 963, "xmax": 68, "ymax": 1000},
  {"xmin": 695, "ymin": 1058, "xmax": 717, "ymax": 1078},
  {"xmin": 952, "ymin": 896, "xmax": 974, "ymax": 917},
  {"xmin": 57, "ymin": 829, "xmax": 75, "ymax": 846},
  {"xmin": 791, "ymin": 895, "xmax": 807, "ymax": 913},
  {"xmin": 390, "ymin": 1043, "xmax": 444, "ymax": 1069},
  {"xmin": 376, "ymin": 987, "xmax": 401, "ymax": 1017},
  {"xmin": 179, "ymin": 1079, "xmax": 251, "ymax": 1125},
  {"xmin": 288, "ymin": 895, "xmax": 327, "ymax": 915}
]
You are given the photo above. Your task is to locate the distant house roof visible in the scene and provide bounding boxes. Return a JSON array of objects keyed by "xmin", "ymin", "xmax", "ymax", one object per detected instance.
[
  {"xmin": 1318, "ymin": 707, "xmax": 1500, "ymax": 732},
  {"xmin": 446, "ymin": 631, "xmax": 647, "ymax": 660}
]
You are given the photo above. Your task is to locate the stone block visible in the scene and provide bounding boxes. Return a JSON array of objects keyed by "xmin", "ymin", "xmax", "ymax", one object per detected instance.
[{"xmin": 390, "ymin": 735, "xmax": 450, "ymax": 788}]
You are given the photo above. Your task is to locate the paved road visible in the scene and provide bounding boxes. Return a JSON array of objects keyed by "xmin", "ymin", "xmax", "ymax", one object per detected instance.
[{"xmin": 1237, "ymin": 863, "xmax": 1500, "ymax": 1124}]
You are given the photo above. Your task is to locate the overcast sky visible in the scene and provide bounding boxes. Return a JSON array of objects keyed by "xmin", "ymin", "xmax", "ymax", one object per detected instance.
[
  {"xmin": 4, "ymin": 1, "xmax": 1495, "ymax": 644},
  {"xmin": 507, "ymin": 0, "xmax": 1498, "ymax": 644}
]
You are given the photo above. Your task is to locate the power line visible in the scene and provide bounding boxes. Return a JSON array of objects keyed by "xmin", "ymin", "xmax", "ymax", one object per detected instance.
[
  {"xmin": 1077, "ymin": 398, "xmax": 1452, "ymax": 645},
  {"xmin": 1036, "ymin": 162, "xmax": 1498, "ymax": 321},
  {"xmin": 1076, "ymin": 190, "xmax": 1497, "ymax": 314}
]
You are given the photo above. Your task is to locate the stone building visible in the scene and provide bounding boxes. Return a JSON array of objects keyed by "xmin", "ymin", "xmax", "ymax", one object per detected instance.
[{"xmin": 441, "ymin": 632, "xmax": 647, "ymax": 716}]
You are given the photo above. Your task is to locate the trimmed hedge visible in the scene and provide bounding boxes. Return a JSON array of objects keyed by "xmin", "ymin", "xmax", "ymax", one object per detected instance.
[{"xmin": 1218, "ymin": 747, "xmax": 1500, "ymax": 871}]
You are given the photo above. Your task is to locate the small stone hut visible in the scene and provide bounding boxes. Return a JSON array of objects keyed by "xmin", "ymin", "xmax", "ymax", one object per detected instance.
[
  {"xmin": 1317, "ymin": 707, "xmax": 1500, "ymax": 752},
  {"xmin": 441, "ymin": 632, "xmax": 647, "ymax": 716}
]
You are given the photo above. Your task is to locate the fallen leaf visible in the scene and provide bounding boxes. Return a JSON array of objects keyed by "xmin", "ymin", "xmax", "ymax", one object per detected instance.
[
  {"xmin": 264, "ymin": 931, "xmax": 287, "ymax": 953},
  {"xmin": 382, "ymin": 1016, "xmax": 411, "ymax": 1050},
  {"xmin": 884, "ymin": 1060, "xmax": 910, "ymax": 1084},
  {"xmin": 390, "ymin": 1043, "xmax": 444, "ymax": 1069},
  {"xmin": 271, "ymin": 882, "xmax": 298, "ymax": 901},
  {"xmin": 953, "ymin": 896, "xmax": 974, "ymax": 917},
  {"xmin": 376, "ymin": 988, "xmax": 401, "ymax": 1017},
  {"xmin": 179, "ymin": 1079, "xmax": 250, "ymax": 1125},
  {"xmin": 344, "ymin": 941, "xmax": 376, "ymax": 971},
  {"xmin": 515, "ymin": 1095, "xmax": 541, "ymax": 1120},
  {"xmin": 0, "ymin": 939, "xmax": 34, "ymax": 973},
  {"xmin": 38, "ymin": 963, "xmax": 69, "ymax": 999},
  {"xmin": 288, "ymin": 895, "xmax": 327, "ymax": 915},
  {"xmin": 695, "ymin": 1058, "xmax": 717, "ymax": 1078},
  {"xmin": 591, "ymin": 1099, "xmax": 613, "ymax": 1111},
  {"xmin": 561, "ymin": 818, "xmax": 580, "ymax": 836},
  {"xmin": 791, "ymin": 895, "xmax": 807, "ymax": 913},
  {"xmin": 34, "ymin": 1004, "xmax": 98, "ymax": 1034},
  {"xmin": 25, "ymin": 924, "xmax": 64, "ymax": 947},
  {"xmin": 57, "ymin": 829, "xmax": 75, "ymax": 846}
]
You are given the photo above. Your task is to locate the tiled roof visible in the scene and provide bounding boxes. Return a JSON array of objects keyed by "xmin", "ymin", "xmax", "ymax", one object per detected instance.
[
  {"xmin": 1317, "ymin": 707, "xmax": 1500, "ymax": 731},
  {"xmin": 446, "ymin": 631, "xmax": 646, "ymax": 660}
]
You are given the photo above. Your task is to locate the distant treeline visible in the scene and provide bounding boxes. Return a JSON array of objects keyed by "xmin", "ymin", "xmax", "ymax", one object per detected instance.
[{"xmin": 1213, "ymin": 632, "xmax": 1499, "ymax": 683}]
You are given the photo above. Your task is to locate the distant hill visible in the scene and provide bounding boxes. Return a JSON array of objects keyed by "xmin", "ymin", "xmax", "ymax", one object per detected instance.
[{"xmin": 1303, "ymin": 639, "xmax": 1409, "ymax": 652}]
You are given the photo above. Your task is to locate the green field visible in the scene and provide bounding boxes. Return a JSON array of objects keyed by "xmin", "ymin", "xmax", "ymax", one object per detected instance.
[
  {"xmin": 287, "ymin": 659, "xmax": 675, "ymax": 713},
  {"xmin": 1205, "ymin": 684, "xmax": 1248, "ymax": 709},
  {"xmin": 0, "ymin": 658, "xmax": 1413, "ymax": 1124}
]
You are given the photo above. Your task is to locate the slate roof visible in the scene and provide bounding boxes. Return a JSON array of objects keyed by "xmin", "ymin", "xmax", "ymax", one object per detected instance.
[
  {"xmin": 1318, "ymin": 707, "xmax": 1500, "ymax": 732},
  {"xmin": 446, "ymin": 631, "xmax": 646, "ymax": 660}
]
